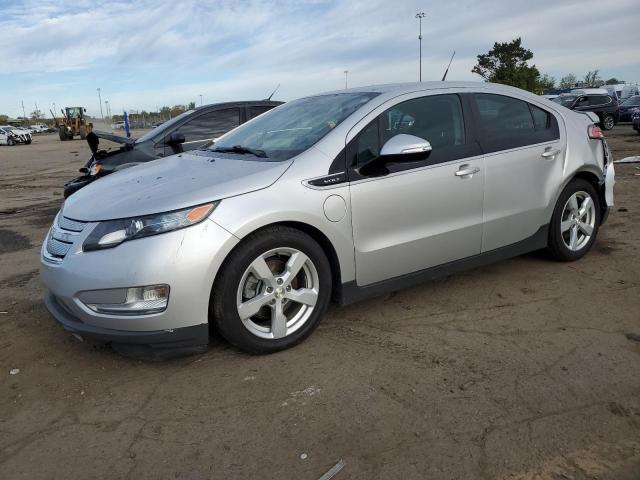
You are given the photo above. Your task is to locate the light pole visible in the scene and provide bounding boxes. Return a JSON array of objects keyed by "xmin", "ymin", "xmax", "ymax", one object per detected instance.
[
  {"xmin": 344, "ymin": 70, "xmax": 349, "ymax": 89},
  {"xmin": 21, "ymin": 100, "xmax": 26, "ymax": 124},
  {"xmin": 97, "ymin": 88, "xmax": 104, "ymax": 123},
  {"xmin": 415, "ymin": 12, "xmax": 426, "ymax": 82},
  {"xmin": 199, "ymin": 94, "xmax": 203, "ymax": 106},
  {"xmin": 105, "ymin": 100, "xmax": 111, "ymax": 122}
]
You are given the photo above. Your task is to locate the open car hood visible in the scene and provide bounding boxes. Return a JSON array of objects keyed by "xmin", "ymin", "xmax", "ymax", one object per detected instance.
[
  {"xmin": 62, "ymin": 151, "xmax": 292, "ymax": 221},
  {"xmin": 93, "ymin": 130, "xmax": 135, "ymax": 146}
]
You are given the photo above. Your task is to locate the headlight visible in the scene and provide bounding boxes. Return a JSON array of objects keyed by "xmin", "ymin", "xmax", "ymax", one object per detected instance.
[
  {"xmin": 83, "ymin": 202, "xmax": 218, "ymax": 251},
  {"xmin": 89, "ymin": 163, "xmax": 102, "ymax": 176}
]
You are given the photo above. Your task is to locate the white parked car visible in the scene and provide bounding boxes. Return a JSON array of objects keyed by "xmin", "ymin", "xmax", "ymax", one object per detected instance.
[
  {"xmin": 0, "ymin": 127, "xmax": 17, "ymax": 146},
  {"xmin": 1, "ymin": 126, "xmax": 32, "ymax": 144},
  {"xmin": 30, "ymin": 124, "xmax": 49, "ymax": 133}
]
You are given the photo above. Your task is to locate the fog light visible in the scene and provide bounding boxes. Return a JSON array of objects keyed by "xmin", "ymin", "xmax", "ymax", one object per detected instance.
[{"xmin": 86, "ymin": 285, "xmax": 169, "ymax": 315}]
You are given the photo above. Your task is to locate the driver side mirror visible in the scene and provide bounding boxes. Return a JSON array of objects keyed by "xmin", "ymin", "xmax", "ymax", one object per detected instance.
[
  {"xmin": 166, "ymin": 131, "xmax": 186, "ymax": 145},
  {"xmin": 380, "ymin": 134, "xmax": 432, "ymax": 157},
  {"xmin": 359, "ymin": 134, "xmax": 432, "ymax": 177}
]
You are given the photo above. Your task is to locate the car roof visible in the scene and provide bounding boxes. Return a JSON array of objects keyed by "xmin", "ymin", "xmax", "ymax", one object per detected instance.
[{"xmin": 192, "ymin": 100, "xmax": 283, "ymax": 112}]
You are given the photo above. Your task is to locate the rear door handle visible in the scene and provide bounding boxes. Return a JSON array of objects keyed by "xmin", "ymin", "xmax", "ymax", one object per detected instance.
[
  {"xmin": 455, "ymin": 165, "xmax": 480, "ymax": 177},
  {"xmin": 541, "ymin": 148, "xmax": 561, "ymax": 158}
]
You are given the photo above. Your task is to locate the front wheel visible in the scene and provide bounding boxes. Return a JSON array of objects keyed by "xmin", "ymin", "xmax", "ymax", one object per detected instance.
[
  {"xmin": 212, "ymin": 226, "xmax": 332, "ymax": 354},
  {"xmin": 7, "ymin": 138, "xmax": 15, "ymax": 146},
  {"xmin": 602, "ymin": 114, "xmax": 615, "ymax": 130},
  {"xmin": 547, "ymin": 179, "xmax": 600, "ymax": 261}
]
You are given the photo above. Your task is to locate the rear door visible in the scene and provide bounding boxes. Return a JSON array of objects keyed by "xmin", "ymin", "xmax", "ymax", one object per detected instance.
[
  {"xmin": 471, "ymin": 93, "xmax": 564, "ymax": 251},
  {"xmin": 348, "ymin": 92, "xmax": 484, "ymax": 286}
]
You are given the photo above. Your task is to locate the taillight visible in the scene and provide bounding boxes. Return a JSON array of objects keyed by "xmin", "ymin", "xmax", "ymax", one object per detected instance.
[{"xmin": 588, "ymin": 124, "xmax": 603, "ymax": 139}]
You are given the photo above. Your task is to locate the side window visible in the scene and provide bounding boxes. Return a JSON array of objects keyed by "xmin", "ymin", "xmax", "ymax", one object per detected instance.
[
  {"xmin": 531, "ymin": 104, "xmax": 550, "ymax": 130},
  {"xmin": 474, "ymin": 94, "xmax": 559, "ymax": 152},
  {"xmin": 248, "ymin": 106, "xmax": 274, "ymax": 120},
  {"xmin": 175, "ymin": 108, "xmax": 240, "ymax": 143},
  {"xmin": 349, "ymin": 94, "xmax": 471, "ymax": 176},
  {"xmin": 382, "ymin": 94, "xmax": 465, "ymax": 149},
  {"xmin": 575, "ymin": 96, "xmax": 589, "ymax": 107},
  {"xmin": 589, "ymin": 96, "xmax": 604, "ymax": 106}
]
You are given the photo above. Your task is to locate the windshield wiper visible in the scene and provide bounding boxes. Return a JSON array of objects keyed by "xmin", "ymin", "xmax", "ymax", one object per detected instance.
[{"xmin": 211, "ymin": 145, "xmax": 267, "ymax": 158}]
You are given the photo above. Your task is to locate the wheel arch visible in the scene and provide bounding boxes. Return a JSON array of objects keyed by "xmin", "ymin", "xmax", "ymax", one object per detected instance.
[{"xmin": 210, "ymin": 220, "xmax": 344, "ymax": 308}]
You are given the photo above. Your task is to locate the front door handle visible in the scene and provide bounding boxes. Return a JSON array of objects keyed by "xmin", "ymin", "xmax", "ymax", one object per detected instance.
[
  {"xmin": 541, "ymin": 148, "xmax": 561, "ymax": 158},
  {"xmin": 455, "ymin": 165, "xmax": 480, "ymax": 177}
]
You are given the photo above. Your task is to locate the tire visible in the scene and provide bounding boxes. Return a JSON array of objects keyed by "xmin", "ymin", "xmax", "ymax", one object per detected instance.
[
  {"xmin": 547, "ymin": 179, "xmax": 600, "ymax": 261},
  {"xmin": 7, "ymin": 138, "xmax": 15, "ymax": 146},
  {"xmin": 59, "ymin": 130, "xmax": 67, "ymax": 141},
  {"xmin": 79, "ymin": 126, "xmax": 87, "ymax": 140},
  {"xmin": 212, "ymin": 225, "xmax": 332, "ymax": 354},
  {"xmin": 601, "ymin": 114, "xmax": 615, "ymax": 131}
]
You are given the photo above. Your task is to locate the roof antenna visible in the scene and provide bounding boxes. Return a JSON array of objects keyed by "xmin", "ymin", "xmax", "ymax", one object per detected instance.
[
  {"xmin": 265, "ymin": 84, "xmax": 281, "ymax": 101},
  {"xmin": 441, "ymin": 51, "xmax": 456, "ymax": 81}
]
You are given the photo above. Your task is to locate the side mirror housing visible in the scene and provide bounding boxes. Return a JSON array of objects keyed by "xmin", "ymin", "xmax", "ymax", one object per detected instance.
[
  {"xmin": 380, "ymin": 134, "xmax": 432, "ymax": 158},
  {"xmin": 359, "ymin": 134, "xmax": 432, "ymax": 177},
  {"xmin": 166, "ymin": 131, "xmax": 186, "ymax": 145}
]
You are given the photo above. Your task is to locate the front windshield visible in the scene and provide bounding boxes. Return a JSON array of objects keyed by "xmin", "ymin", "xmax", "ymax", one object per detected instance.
[
  {"xmin": 209, "ymin": 92, "xmax": 379, "ymax": 161},
  {"xmin": 622, "ymin": 96, "xmax": 640, "ymax": 106},
  {"xmin": 136, "ymin": 110, "xmax": 194, "ymax": 143},
  {"xmin": 552, "ymin": 95, "xmax": 577, "ymax": 107}
]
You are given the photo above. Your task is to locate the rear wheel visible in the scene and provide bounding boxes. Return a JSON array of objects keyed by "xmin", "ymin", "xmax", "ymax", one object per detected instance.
[
  {"xmin": 58, "ymin": 130, "xmax": 67, "ymax": 141},
  {"xmin": 212, "ymin": 226, "xmax": 332, "ymax": 354},
  {"xmin": 602, "ymin": 114, "xmax": 615, "ymax": 130},
  {"xmin": 547, "ymin": 179, "xmax": 600, "ymax": 261}
]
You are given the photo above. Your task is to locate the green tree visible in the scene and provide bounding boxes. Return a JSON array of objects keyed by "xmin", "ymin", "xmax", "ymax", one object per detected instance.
[
  {"xmin": 538, "ymin": 73, "xmax": 556, "ymax": 91},
  {"xmin": 472, "ymin": 37, "xmax": 541, "ymax": 92},
  {"xmin": 0, "ymin": 114, "xmax": 8, "ymax": 124},
  {"xmin": 558, "ymin": 74, "xmax": 577, "ymax": 89},
  {"xmin": 605, "ymin": 78, "xmax": 622, "ymax": 85},
  {"xmin": 584, "ymin": 70, "xmax": 602, "ymax": 87},
  {"xmin": 188, "ymin": 101, "xmax": 196, "ymax": 109}
]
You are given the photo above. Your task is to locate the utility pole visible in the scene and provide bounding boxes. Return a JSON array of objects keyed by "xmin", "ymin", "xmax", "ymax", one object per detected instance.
[
  {"xmin": 344, "ymin": 70, "xmax": 349, "ymax": 89},
  {"xmin": 97, "ymin": 88, "xmax": 104, "ymax": 123},
  {"xmin": 21, "ymin": 100, "xmax": 26, "ymax": 124},
  {"xmin": 34, "ymin": 102, "xmax": 39, "ymax": 120},
  {"xmin": 415, "ymin": 12, "xmax": 426, "ymax": 82}
]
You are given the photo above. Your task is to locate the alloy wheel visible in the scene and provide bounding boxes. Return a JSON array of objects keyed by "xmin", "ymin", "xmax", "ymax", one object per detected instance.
[
  {"xmin": 604, "ymin": 116, "xmax": 614, "ymax": 130},
  {"xmin": 236, "ymin": 247, "xmax": 320, "ymax": 339},
  {"xmin": 560, "ymin": 191, "xmax": 596, "ymax": 251}
]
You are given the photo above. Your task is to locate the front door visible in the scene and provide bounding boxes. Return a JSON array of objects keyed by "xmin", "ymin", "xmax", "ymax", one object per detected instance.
[{"xmin": 348, "ymin": 93, "xmax": 484, "ymax": 286}]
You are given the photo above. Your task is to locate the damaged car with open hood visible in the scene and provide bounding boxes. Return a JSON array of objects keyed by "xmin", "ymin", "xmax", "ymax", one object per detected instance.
[{"xmin": 63, "ymin": 101, "xmax": 282, "ymax": 198}]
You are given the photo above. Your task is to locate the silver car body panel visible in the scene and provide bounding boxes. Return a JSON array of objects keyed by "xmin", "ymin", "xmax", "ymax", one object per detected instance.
[{"xmin": 41, "ymin": 81, "xmax": 612, "ymax": 341}]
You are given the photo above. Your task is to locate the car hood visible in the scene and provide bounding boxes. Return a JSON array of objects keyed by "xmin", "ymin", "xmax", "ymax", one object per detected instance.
[
  {"xmin": 93, "ymin": 130, "xmax": 136, "ymax": 145},
  {"xmin": 63, "ymin": 151, "xmax": 292, "ymax": 221}
]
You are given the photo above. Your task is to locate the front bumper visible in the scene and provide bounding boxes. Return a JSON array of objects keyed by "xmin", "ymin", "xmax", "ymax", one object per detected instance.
[
  {"xmin": 40, "ymin": 215, "xmax": 239, "ymax": 354},
  {"xmin": 44, "ymin": 291, "xmax": 209, "ymax": 356}
]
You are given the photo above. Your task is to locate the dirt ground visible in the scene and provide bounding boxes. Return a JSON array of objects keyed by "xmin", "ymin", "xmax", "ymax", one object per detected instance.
[{"xmin": 1, "ymin": 127, "xmax": 639, "ymax": 480}]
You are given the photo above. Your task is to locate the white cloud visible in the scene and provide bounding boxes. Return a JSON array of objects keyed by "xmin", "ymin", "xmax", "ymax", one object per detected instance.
[{"xmin": 1, "ymin": 0, "xmax": 639, "ymax": 117}]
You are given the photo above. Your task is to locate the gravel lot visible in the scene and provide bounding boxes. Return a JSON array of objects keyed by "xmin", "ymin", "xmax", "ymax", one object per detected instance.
[{"xmin": 1, "ymin": 127, "xmax": 639, "ymax": 479}]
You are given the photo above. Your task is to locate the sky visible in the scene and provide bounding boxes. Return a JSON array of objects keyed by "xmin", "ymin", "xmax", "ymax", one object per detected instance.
[{"xmin": 1, "ymin": 0, "xmax": 639, "ymax": 119}]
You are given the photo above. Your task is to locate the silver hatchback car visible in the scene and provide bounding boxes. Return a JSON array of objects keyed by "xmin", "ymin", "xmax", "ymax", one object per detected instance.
[{"xmin": 41, "ymin": 82, "xmax": 615, "ymax": 356}]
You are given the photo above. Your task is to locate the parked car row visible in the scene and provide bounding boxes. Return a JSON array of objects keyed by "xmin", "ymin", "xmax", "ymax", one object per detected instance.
[
  {"xmin": 43, "ymin": 82, "xmax": 614, "ymax": 357},
  {"xmin": 0, "ymin": 125, "xmax": 32, "ymax": 145}
]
